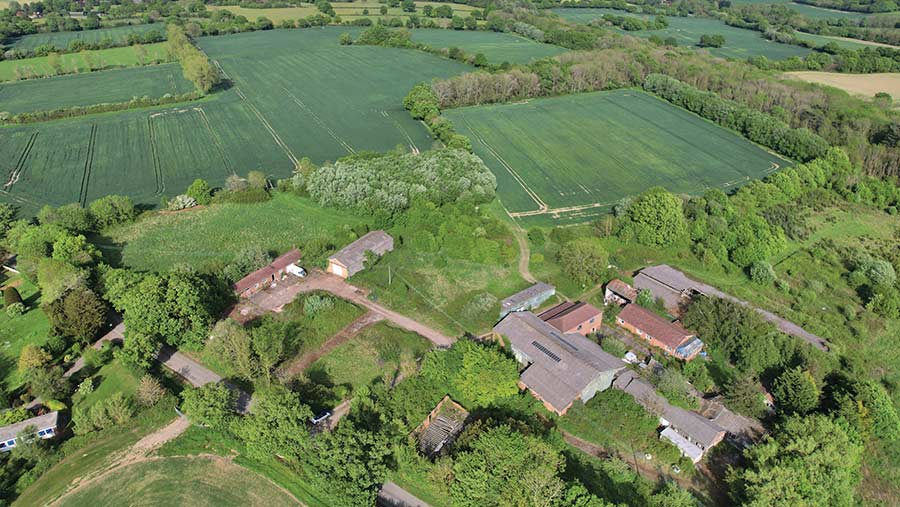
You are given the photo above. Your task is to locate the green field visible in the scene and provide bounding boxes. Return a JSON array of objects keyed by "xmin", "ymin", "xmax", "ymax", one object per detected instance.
[
  {"xmin": 553, "ymin": 8, "xmax": 811, "ymax": 59},
  {"xmin": 307, "ymin": 322, "xmax": 432, "ymax": 391},
  {"xmin": 104, "ymin": 193, "xmax": 366, "ymax": 271},
  {"xmin": 0, "ymin": 28, "xmax": 472, "ymax": 215},
  {"xmin": 730, "ymin": 0, "xmax": 872, "ymax": 19},
  {"xmin": 0, "ymin": 43, "xmax": 171, "ymax": 82},
  {"xmin": 7, "ymin": 23, "xmax": 165, "ymax": 50},
  {"xmin": 0, "ymin": 63, "xmax": 192, "ymax": 113},
  {"xmin": 209, "ymin": 1, "xmax": 478, "ymax": 23},
  {"xmin": 445, "ymin": 90, "xmax": 786, "ymax": 224},
  {"xmin": 410, "ymin": 29, "xmax": 566, "ymax": 64},
  {"xmin": 56, "ymin": 456, "xmax": 300, "ymax": 507}
]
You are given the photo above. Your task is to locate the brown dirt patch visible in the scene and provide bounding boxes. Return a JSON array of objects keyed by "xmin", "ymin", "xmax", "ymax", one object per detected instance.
[{"xmin": 784, "ymin": 72, "xmax": 900, "ymax": 100}]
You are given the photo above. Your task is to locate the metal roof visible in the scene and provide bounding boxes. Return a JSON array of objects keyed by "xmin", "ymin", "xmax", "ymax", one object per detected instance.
[
  {"xmin": 501, "ymin": 282, "xmax": 555, "ymax": 312},
  {"xmin": 328, "ymin": 231, "xmax": 393, "ymax": 277},
  {"xmin": 617, "ymin": 304, "xmax": 693, "ymax": 350},
  {"xmin": 0, "ymin": 411, "xmax": 58, "ymax": 442},
  {"xmin": 233, "ymin": 248, "xmax": 301, "ymax": 293}
]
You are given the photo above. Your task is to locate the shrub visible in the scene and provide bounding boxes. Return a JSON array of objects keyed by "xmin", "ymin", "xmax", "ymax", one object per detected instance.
[
  {"xmin": 167, "ymin": 194, "xmax": 197, "ymax": 211},
  {"xmin": 303, "ymin": 294, "xmax": 335, "ymax": 316},
  {"xmin": 6, "ymin": 302, "xmax": 26, "ymax": 317},
  {"xmin": 185, "ymin": 178, "xmax": 213, "ymax": 205},
  {"xmin": 749, "ymin": 260, "xmax": 776, "ymax": 285},
  {"xmin": 136, "ymin": 375, "xmax": 167, "ymax": 406}
]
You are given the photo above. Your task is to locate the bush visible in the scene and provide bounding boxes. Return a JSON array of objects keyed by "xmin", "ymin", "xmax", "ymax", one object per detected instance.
[
  {"xmin": 167, "ymin": 194, "xmax": 197, "ymax": 211},
  {"xmin": 749, "ymin": 260, "xmax": 776, "ymax": 285},
  {"xmin": 6, "ymin": 301, "xmax": 26, "ymax": 317},
  {"xmin": 4, "ymin": 286, "xmax": 23, "ymax": 307},
  {"xmin": 303, "ymin": 294, "xmax": 335, "ymax": 316},
  {"xmin": 698, "ymin": 34, "xmax": 725, "ymax": 48},
  {"xmin": 185, "ymin": 179, "xmax": 213, "ymax": 205},
  {"xmin": 136, "ymin": 375, "xmax": 167, "ymax": 407}
]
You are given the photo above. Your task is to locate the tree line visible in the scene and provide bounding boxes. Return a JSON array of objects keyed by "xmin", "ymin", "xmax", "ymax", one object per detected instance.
[{"xmin": 165, "ymin": 24, "xmax": 220, "ymax": 93}]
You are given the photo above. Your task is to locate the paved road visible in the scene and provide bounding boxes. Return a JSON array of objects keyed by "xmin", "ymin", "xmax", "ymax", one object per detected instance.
[
  {"xmin": 236, "ymin": 271, "xmax": 455, "ymax": 347},
  {"xmin": 64, "ymin": 321, "xmax": 124, "ymax": 377},
  {"xmin": 377, "ymin": 481, "xmax": 431, "ymax": 507}
]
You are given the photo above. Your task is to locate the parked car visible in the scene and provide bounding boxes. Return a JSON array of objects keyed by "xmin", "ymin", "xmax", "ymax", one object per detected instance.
[{"xmin": 310, "ymin": 411, "xmax": 331, "ymax": 425}]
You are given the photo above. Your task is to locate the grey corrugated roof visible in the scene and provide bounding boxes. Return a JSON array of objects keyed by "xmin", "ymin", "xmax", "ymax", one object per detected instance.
[
  {"xmin": 636, "ymin": 265, "xmax": 828, "ymax": 351},
  {"xmin": 501, "ymin": 282, "xmax": 555, "ymax": 312},
  {"xmin": 494, "ymin": 312, "xmax": 624, "ymax": 412},
  {"xmin": 0, "ymin": 411, "xmax": 58, "ymax": 442},
  {"xmin": 328, "ymin": 231, "xmax": 393, "ymax": 277},
  {"xmin": 613, "ymin": 370, "xmax": 724, "ymax": 448}
]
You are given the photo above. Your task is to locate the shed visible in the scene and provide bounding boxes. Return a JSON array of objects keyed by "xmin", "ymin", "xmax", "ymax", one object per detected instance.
[
  {"xmin": 327, "ymin": 231, "xmax": 394, "ymax": 279},
  {"xmin": 415, "ymin": 396, "xmax": 469, "ymax": 458},
  {"xmin": 499, "ymin": 282, "xmax": 556, "ymax": 319},
  {"xmin": 233, "ymin": 248, "xmax": 302, "ymax": 298}
]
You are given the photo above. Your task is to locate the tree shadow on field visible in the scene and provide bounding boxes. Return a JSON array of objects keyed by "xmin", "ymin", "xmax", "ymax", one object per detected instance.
[{"xmin": 89, "ymin": 232, "xmax": 126, "ymax": 268}]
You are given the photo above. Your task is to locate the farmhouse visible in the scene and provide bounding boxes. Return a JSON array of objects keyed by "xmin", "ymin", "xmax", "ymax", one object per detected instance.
[
  {"xmin": 635, "ymin": 264, "xmax": 828, "ymax": 351},
  {"xmin": 494, "ymin": 311, "xmax": 625, "ymax": 415},
  {"xmin": 0, "ymin": 411, "xmax": 59, "ymax": 452},
  {"xmin": 538, "ymin": 301, "xmax": 602, "ymax": 336},
  {"xmin": 327, "ymin": 231, "xmax": 394, "ymax": 279},
  {"xmin": 616, "ymin": 304, "xmax": 704, "ymax": 361},
  {"xmin": 604, "ymin": 279, "xmax": 638, "ymax": 306},
  {"xmin": 233, "ymin": 248, "xmax": 303, "ymax": 298},
  {"xmin": 415, "ymin": 396, "xmax": 469, "ymax": 458},
  {"xmin": 499, "ymin": 282, "xmax": 556, "ymax": 319},
  {"xmin": 614, "ymin": 371, "xmax": 725, "ymax": 463}
]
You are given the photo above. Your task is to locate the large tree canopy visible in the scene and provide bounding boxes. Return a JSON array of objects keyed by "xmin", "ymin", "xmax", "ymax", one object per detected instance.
[{"xmin": 625, "ymin": 187, "xmax": 687, "ymax": 247}]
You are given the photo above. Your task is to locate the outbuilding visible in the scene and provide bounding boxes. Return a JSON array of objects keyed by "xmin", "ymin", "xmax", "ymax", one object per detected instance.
[
  {"xmin": 0, "ymin": 411, "xmax": 59, "ymax": 452},
  {"xmin": 327, "ymin": 231, "xmax": 394, "ymax": 279},
  {"xmin": 233, "ymin": 248, "xmax": 303, "ymax": 298}
]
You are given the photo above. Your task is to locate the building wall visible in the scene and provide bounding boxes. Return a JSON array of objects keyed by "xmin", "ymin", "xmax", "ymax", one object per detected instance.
[
  {"xmin": 562, "ymin": 315, "xmax": 602, "ymax": 336},
  {"xmin": 509, "ymin": 344, "xmax": 532, "ymax": 367},
  {"xmin": 327, "ymin": 261, "xmax": 348, "ymax": 278},
  {"xmin": 616, "ymin": 318, "xmax": 676, "ymax": 355},
  {"xmin": 580, "ymin": 370, "xmax": 616, "ymax": 403}
]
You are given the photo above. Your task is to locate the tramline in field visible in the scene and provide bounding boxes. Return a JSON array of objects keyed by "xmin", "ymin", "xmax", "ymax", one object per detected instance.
[{"xmin": 446, "ymin": 89, "xmax": 788, "ymax": 225}]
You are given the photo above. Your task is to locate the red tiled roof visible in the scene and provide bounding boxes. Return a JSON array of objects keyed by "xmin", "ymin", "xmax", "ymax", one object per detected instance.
[
  {"xmin": 233, "ymin": 249, "xmax": 301, "ymax": 293},
  {"xmin": 539, "ymin": 301, "xmax": 602, "ymax": 332},
  {"xmin": 617, "ymin": 304, "xmax": 693, "ymax": 349}
]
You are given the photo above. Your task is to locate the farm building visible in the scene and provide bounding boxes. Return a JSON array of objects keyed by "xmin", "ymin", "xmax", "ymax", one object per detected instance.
[
  {"xmin": 635, "ymin": 265, "xmax": 828, "ymax": 351},
  {"xmin": 233, "ymin": 248, "xmax": 303, "ymax": 298},
  {"xmin": 499, "ymin": 282, "xmax": 556, "ymax": 319},
  {"xmin": 604, "ymin": 279, "xmax": 638, "ymax": 306},
  {"xmin": 415, "ymin": 396, "xmax": 469, "ymax": 458},
  {"xmin": 616, "ymin": 304, "xmax": 704, "ymax": 361},
  {"xmin": 0, "ymin": 411, "xmax": 59, "ymax": 452},
  {"xmin": 494, "ymin": 311, "xmax": 624, "ymax": 415},
  {"xmin": 539, "ymin": 301, "xmax": 602, "ymax": 336},
  {"xmin": 613, "ymin": 370, "xmax": 725, "ymax": 463},
  {"xmin": 327, "ymin": 231, "xmax": 393, "ymax": 279}
]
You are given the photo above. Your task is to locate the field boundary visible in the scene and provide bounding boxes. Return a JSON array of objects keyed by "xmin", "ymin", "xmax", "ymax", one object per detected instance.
[{"xmin": 4, "ymin": 131, "xmax": 38, "ymax": 191}]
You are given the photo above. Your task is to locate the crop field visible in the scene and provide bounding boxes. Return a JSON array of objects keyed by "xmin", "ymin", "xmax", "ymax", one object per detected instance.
[
  {"xmin": 411, "ymin": 29, "xmax": 566, "ymax": 64},
  {"xmin": 0, "ymin": 43, "xmax": 170, "ymax": 81},
  {"xmin": 56, "ymin": 456, "xmax": 300, "ymax": 507},
  {"xmin": 552, "ymin": 8, "xmax": 811, "ymax": 59},
  {"xmin": 785, "ymin": 71, "xmax": 900, "ymax": 99},
  {"xmin": 445, "ymin": 90, "xmax": 787, "ymax": 225},
  {"xmin": 0, "ymin": 28, "xmax": 471, "ymax": 215},
  {"xmin": 209, "ymin": 1, "xmax": 478, "ymax": 23},
  {"xmin": 197, "ymin": 28, "xmax": 470, "ymax": 162},
  {"xmin": 729, "ymin": 0, "xmax": 871, "ymax": 19},
  {"xmin": 8, "ymin": 23, "xmax": 165, "ymax": 50},
  {"xmin": 0, "ymin": 63, "xmax": 192, "ymax": 114}
]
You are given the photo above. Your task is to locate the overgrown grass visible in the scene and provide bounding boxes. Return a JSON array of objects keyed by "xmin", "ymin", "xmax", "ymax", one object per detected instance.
[
  {"xmin": 307, "ymin": 321, "xmax": 431, "ymax": 392},
  {"xmin": 0, "ymin": 273, "xmax": 51, "ymax": 393},
  {"xmin": 103, "ymin": 193, "xmax": 368, "ymax": 272},
  {"xmin": 0, "ymin": 43, "xmax": 170, "ymax": 82}
]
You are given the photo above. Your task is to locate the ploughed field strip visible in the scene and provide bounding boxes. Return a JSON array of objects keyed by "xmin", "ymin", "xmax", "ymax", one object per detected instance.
[
  {"xmin": 552, "ymin": 8, "xmax": 812, "ymax": 60},
  {"xmin": 445, "ymin": 90, "xmax": 787, "ymax": 225},
  {"xmin": 0, "ymin": 63, "xmax": 192, "ymax": 114},
  {"xmin": 7, "ymin": 23, "xmax": 164, "ymax": 50},
  {"xmin": 0, "ymin": 27, "xmax": 471, "ymax": 215},
  {"xmin": 410, "ymin": 29, "xmax": 567, "ymax": 64}
]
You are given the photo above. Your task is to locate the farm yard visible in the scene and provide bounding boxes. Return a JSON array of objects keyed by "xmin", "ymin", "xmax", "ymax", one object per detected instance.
[
  {"xmin": 0, "ymin": 43, "xmax": 171, "ymax": 81},
  {"xmin": 0, "ymin": 63, "xmax": 192, "ymax": 114},
  {"xmin": 6, "ymin": 23, "xmax": 165, "ymax": 50},
  {"xmin": 445, "ymin": 90, "xmax": 787, "ymax": 225},
  {"xmin": 552, "ymin": 8, "xmax": 812, "ymax": 59},
  {"xmin": 410, "ymin": 29, "xmax": 566, "ymax": 64}
]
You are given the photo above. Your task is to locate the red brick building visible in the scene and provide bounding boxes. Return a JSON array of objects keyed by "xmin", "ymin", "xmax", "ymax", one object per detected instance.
[
  {"xmin": 616, "ymin": 304, "xmax": 703, "ymax": 361},
  {"xmin": 233, "ymin": 249, "xmax": 303, "ymax": 298},
  {"xmin": 539, "ymin": 301, "xmax": 603, "ymax": 336}
]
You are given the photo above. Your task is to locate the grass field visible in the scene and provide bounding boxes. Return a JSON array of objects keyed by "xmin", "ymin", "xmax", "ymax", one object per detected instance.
[
  {"xmin": 0, "ymin": 274, "xmax": 50, "ymax": 393},
  {"xmin": 8, "ymin": 23, "xmax": 165, "ymax": 50},
  {"xmin": 73, "ymin": 359, "xmax": 141, "ymax": 412},
  {"xmin": 0, "ymin": 28, "xmax": 473, "ymax": 215},
  {"xmin": 56, "ymin": 456, "xmax": 300, "ymax": 507},
  {"xmin": 103, "ymin": 193, "xmax": 367, "ymax": 271},
  {"xmin": 785, "ymin": 71, "xmax": 900, "ymax": 98},
  {"xmin": 730, "ymin": 0, "xmax": 872, "ymax": 19},
  {"xmin": 411, "ymin": 29, "xmax": 566, "ymax": 64},
  {"xmin": 445, "ymin": 89, "xmax": 786, "ymax": 225},
  {"xmin": 0, "ymin": 43, "xmax": 171, "ymax": 82},
  {"xmin": 209, "ymin": 1, "xmax": 478, "ymax": 23},
  {"xmin": 553, "ymin": 8, "xmax": 811, "ymax": 59},
  {"xmin": 307, "ymin": 322, "xmax": 431, "ymax": 391},
  {"xmin": 0, "ymin": 62, "xmax": 191, "ymax": 113}
]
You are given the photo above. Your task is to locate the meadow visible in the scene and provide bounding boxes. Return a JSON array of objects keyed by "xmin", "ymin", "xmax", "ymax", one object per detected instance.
[
  {"xmin": 730, "ymin": 0, "xmax": 872, "ymax": 19},
  {"xmin": 0, "ymin": 274, "xmax": 50, "ymax": 393},
  {"xmin": 0, "ymin": 62, "xmax": 192, "ymax": 113},
  {"xmin": 552, "ymin": 8, "xmax": 812, "ymax": 59},
  {"xmin": 411, "ymin": 29, "xmax": 566, "ymax": 64},
  {"xmin": 8, "ymin": 23, "xmax": 164, "ymax": 50},
  {"xmin": 0, "ymin": 43, "xmax": 171, "ymax": 82},
  {"xmin": 55, "ymin": 456, "xmax": 300, "ymax": 507},
  {"xmin": 445, "ymin": 90, "xmax": 787, "ymax": 225}
]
